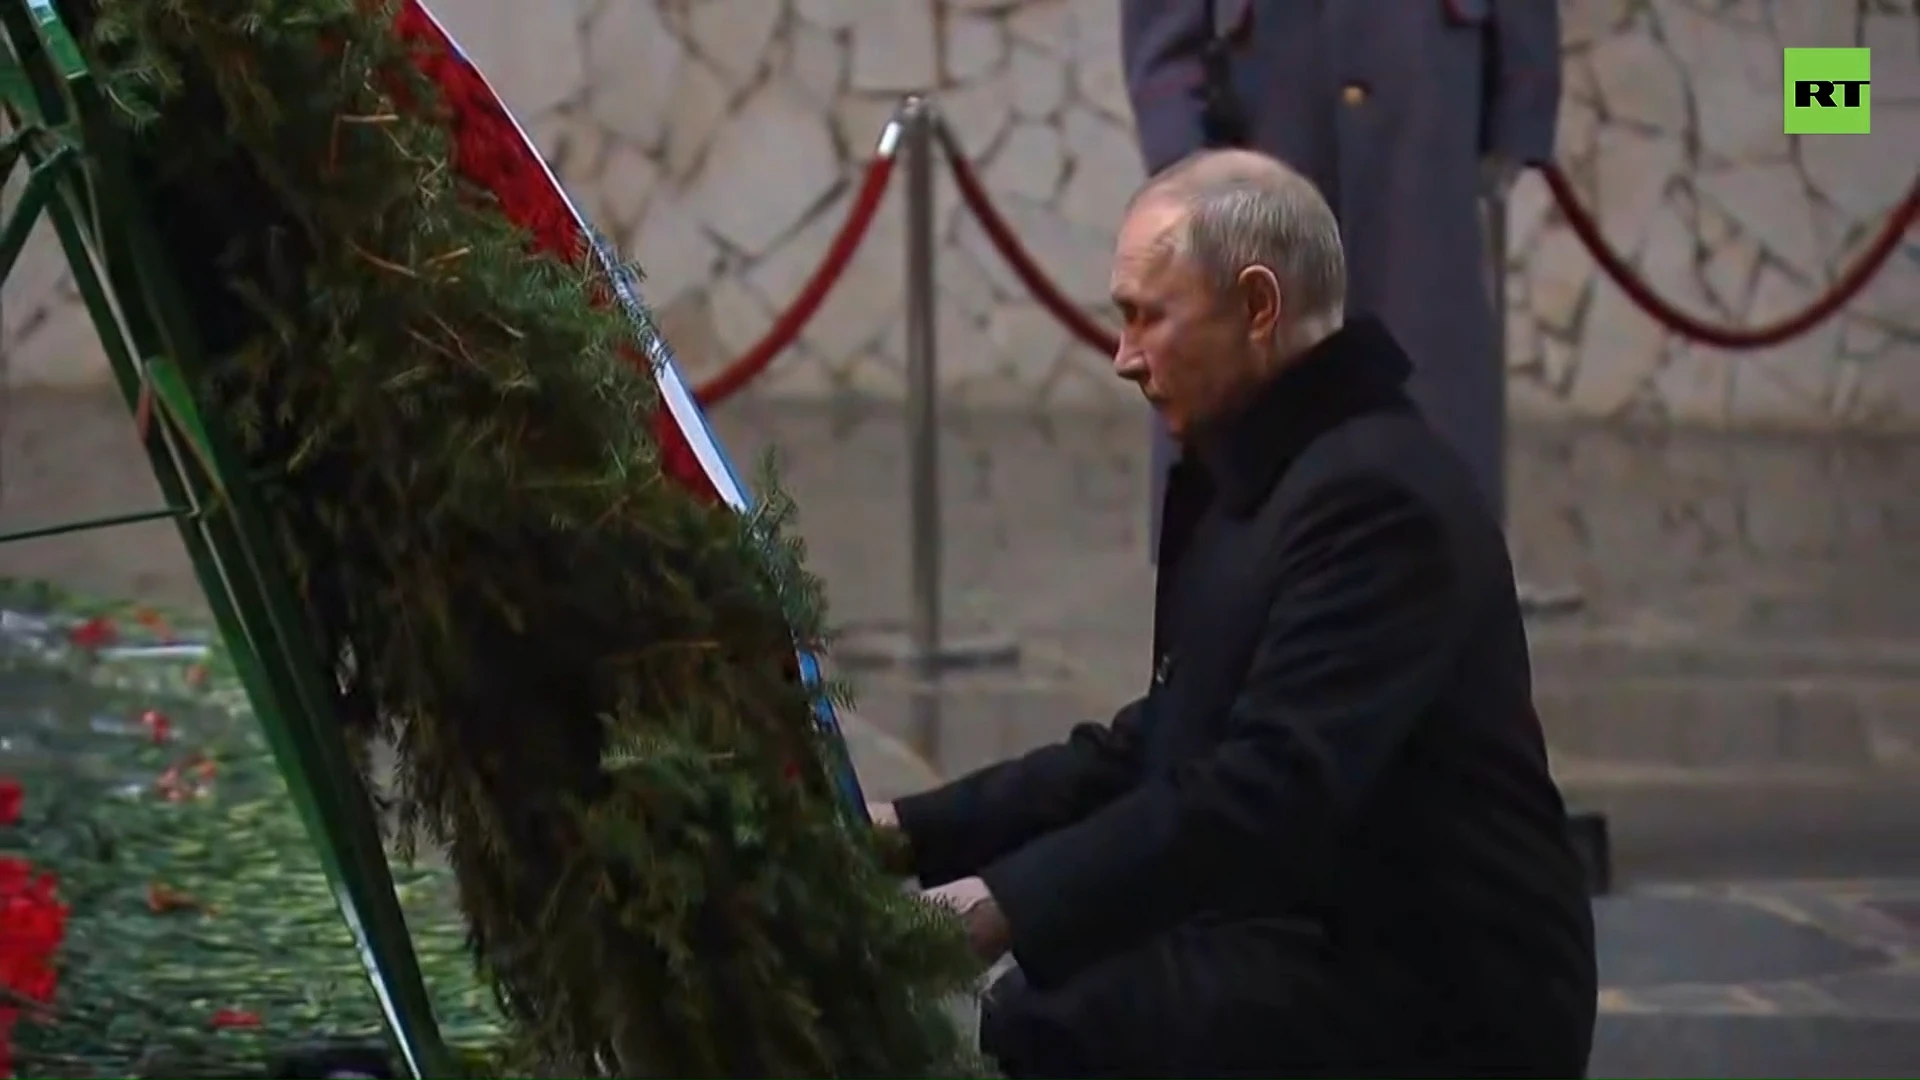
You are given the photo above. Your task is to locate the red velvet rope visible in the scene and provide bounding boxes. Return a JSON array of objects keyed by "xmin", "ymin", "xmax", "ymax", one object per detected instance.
[
  {"xmin": 1539, "ymin": 164, "xmax": 1919, "ymax": 351},
  {"xmin": 692, "ymin": 155, "xmax": 899, "ymax": 406},
  {"xmin": 936, "ymin": 122, "xmax": 1917, "ymax": 360},
  {"xmin": 644, "ymin": 106, "xmax": 1919, "ymax": 401},
  {"xmin": 938, "ymin": 123, "xmax": 1122, "ymax": 357}
]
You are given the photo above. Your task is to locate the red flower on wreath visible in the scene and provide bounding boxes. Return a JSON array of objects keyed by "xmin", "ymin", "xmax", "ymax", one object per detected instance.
[
  {"xmin": 386, "ymin": 1, "xmax": 720, "ymax": 505},
  {"xmin": 0, "ymin": 780, "xmax": 20, "ymax": 827}
]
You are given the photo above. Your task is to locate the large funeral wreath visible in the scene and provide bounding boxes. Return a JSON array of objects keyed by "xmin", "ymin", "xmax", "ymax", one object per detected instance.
[{"xmin": 2, "ymin": 0, "xmax": 986, "ymax": 1075}]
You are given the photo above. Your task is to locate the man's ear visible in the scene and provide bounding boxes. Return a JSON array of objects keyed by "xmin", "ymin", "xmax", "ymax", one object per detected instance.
[{"xmin": 1235, "ymin": 265, "xmax": 1283, "ymax": 346}]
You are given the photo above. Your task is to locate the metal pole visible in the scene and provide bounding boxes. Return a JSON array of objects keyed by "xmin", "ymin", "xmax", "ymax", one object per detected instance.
[
  {"xmin": 1486, "ymin": 184, "xmax": 1509, "ymax": 385},
  {"xmin": 837, "ymin": 97, "xmax": 1020, "ymax": 687},
  {"xmin": 1488, "ymin": 180, "xmax": 1604, "ymax": 893},
  {"xmin": 903, "ymin": 96, "xmax": 943, "ymax": 680},
  {"xmin": 1487, "ymin": 177, "xmax": 1582, "ymax": 616},
  {"xmin": 899, "ymin": 97, "xmax": 946, "ymax": 757}
]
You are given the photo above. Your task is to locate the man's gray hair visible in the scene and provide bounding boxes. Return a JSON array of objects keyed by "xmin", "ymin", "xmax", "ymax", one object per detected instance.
[{"xmin": 1136, "ymin": 149, "xmax": 1347, "ymax": 337}]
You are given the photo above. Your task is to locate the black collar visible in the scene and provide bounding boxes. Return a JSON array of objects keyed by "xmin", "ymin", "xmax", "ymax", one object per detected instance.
[{"xmin": 1188, "ymin": 316, "xmax": 1413, "ymax": 515}]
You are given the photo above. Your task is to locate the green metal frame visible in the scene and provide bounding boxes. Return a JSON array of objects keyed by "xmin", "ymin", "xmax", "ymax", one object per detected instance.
[{"xmin": 0, "ymin": 3, "xmax": 453, "ymax": 1075}]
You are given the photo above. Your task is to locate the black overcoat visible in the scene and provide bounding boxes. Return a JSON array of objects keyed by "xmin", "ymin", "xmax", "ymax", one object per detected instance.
[{"xmin": 896, "ymin": 319, "xmax": 1597, "ymax": 1077}]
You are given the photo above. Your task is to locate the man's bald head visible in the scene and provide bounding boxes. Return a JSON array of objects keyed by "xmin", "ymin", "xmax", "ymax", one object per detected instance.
[
  {"xmin": 1130, "ymin": 149, "xmax": 1347, "ymax": 339},
  {"xmin": 1109, "ymin": 151, "xmax": 1352, "ymax": 439}
]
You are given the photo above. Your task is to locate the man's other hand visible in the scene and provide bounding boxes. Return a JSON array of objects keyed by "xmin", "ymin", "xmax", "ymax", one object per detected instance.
[
  {"xmin": 923, "ymin": 876, "xmax": 1013, "ymax": 963},
  {"xmin": 868, "ymin": 801, "xmax": 899, "ymax": 829},
  {"xmin": 1480, "ymin": 153, "xmax": 1521, "ymax": 197}
]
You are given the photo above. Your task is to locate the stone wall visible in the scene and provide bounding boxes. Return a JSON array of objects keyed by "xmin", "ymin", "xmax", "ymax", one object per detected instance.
[{"xmin": 3, "ymin": 0, "xmax": 1917, "ymax": 429}]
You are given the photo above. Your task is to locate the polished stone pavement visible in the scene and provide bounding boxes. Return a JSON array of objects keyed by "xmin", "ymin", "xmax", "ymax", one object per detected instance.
[{"xmin": 3, "ymin": 388, "xmax": 1919, "ymax": 1076}]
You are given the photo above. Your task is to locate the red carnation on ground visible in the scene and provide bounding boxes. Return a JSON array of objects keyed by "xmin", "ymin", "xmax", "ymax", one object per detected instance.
[
  {"xmin": 210, "ymin": 1007, "xmax": 262, "ymax": 1030},
  {"xmin": 0, "ymin": 844, "xmax": 69, "ymax": 1079},
  {"xmin": 131, "ymin": 607, "xmax": 175, "ymax": 641},
  {"xmin": 66, "ymin": 615, "xmax": 117, "ymax": 650},
  {"xmin": 0, "ymin": 860, "xmax": 66, "ymax": 997}
]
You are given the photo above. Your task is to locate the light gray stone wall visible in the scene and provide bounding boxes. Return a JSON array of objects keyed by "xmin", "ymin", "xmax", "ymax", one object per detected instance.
[{"xmin": 3, "ymin": 0, "xmax": 1916, "ymax": 429}]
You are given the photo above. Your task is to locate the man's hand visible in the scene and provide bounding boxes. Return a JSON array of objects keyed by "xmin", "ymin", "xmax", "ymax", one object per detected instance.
[
  {"xmin": 868, "ymin": 801, "xmax": 914, "ymax": 875},
  {"xmin": 1480, "ymin": 153, "xmax": 1521, "ymax": 197},
  {"xmin": 923, "ymin": 876, "xmax": 1012, "ymax": 963}
]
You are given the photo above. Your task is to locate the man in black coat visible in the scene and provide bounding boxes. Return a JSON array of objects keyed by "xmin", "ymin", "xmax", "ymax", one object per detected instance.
[{"xmin": 873, "ymin": 149, "xmax": 1597, "ymax": 1077}]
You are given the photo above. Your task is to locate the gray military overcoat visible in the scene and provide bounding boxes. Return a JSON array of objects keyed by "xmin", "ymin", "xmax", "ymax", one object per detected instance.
[{"xmin": 1124, "ymin": 0, "xmax": 1561, "ymax": 540}]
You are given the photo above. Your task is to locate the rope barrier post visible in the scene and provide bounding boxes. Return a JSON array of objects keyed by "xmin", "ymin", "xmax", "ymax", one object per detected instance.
[
  {"xmin": 1486, "ymin": 176, "xmax": 1583, "ymax": 618},
  {"xmin": 837, "ymin": 97, "xmax": 1021, "ymax": 749},
  {"xmin": 1486, "ymin": 182, "xmax": 1508, "ymax": 389},
  {"xmin": 1489, "ymin": 177, "xmax": 1606, "ymax": 895},
  {"xmin": 904, "ymin": 95, "xmax": 943, "ymax": 689}
]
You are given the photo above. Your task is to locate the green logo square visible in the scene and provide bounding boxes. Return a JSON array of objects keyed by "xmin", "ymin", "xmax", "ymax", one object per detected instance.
[{"xmin": 1783, "ymin": 48, "xmax": 1871, "ymax": 134}]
